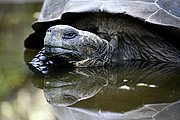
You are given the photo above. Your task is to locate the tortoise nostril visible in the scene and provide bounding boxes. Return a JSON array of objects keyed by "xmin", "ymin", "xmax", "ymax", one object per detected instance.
[{"xmin": 47, "ymin": 29, "xmax": 52, "ymax": 33}]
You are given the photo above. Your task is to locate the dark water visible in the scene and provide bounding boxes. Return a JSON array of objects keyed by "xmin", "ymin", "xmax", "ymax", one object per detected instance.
[{"xmin": 0, "ymin": 3, "xmax": 180, "ymax": 120}]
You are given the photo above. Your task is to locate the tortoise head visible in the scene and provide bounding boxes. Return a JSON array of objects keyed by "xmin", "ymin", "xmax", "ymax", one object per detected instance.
[{"xmin": 44, "ymin": 25, "xmax": 111, "ymax": 67}]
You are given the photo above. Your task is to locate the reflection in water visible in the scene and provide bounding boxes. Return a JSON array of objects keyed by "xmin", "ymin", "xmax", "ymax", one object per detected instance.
[
  {"xmin": 41, "ymin": 62, "xmax": 180, "ymax": 107},
  {"xmin": 52, "ymin": 100, "xmax": 180, "ymax": 120},
  {"xmin": 28, "ymin": 59, "xmax": 180, "ymax": 119},
  {"xmin": 44, "ymin": 68, "xmax": 107, "ymax": 106}
]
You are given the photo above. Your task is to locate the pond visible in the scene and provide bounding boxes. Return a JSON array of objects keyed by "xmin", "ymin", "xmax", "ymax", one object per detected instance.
[{"xmin": 0, "ymin": 2, "xmax": 180, "ymax": 120}]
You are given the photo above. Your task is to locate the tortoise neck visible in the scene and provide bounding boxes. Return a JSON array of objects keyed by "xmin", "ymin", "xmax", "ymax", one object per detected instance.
[{"xmin": 91, "ymin": 40, "xmax": 112, "ymax": 66}]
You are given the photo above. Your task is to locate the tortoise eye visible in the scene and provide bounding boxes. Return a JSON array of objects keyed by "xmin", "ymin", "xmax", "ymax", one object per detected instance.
[{"xmin": 63, "ymin": 31, "xmax": 77, "ymax": 39}]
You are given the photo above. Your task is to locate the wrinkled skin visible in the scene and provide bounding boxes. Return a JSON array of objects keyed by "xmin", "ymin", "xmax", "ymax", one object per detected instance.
[
  {"xmin": 44, "ymin": 25, "xmax": 111, "ymax": 67},
  {"xmin": 40, "ymin": 14, "xmax": 180, "ymax": 67}
]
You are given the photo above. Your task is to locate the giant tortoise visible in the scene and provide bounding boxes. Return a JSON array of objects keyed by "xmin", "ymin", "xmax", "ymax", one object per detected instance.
[{"xmin": 25, "ymin": 0, "xmax": 180, "ymax": 69}]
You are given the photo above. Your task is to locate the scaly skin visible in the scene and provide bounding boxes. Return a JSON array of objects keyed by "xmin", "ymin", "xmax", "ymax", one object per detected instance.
[
  {"xmin": 44, "ymin": 25, "xmax": 112, "ymax": 67},
  {"xmin": 42, "ymin": 14, "xmax": 180, "ymax": 67},
  {"xmin": 72, "ymin": 14, "xmax": 180, "ymax": 63}
]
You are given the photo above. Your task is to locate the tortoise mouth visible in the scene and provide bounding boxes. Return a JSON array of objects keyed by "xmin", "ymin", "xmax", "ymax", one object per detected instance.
[
  {"xmin": 45, "ymin": 45, "xmax": 79, "ymax": 56},
  {"xmin": 44, "ymin": 45, "xmax": 84, "ymax": 62}
]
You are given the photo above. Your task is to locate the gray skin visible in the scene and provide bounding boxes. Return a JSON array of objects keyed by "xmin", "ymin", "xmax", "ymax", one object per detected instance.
[
  {"xmin": 44, "ymin": 14, "xmax": 180, "ymax": 67},
  {"xmin": 44, "ymin": 25, "xmax": 111, "ymax": 67}
]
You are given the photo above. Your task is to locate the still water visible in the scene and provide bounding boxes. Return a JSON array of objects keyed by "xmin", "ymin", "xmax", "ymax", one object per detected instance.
[{"xmin": 0, "ymin": 3, "xmax": 180, "ymax": 120}]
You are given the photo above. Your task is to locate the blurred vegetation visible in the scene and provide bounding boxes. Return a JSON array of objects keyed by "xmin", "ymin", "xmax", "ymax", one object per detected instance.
[
  {"xmin": 0, "ymin": 3, "xmax": 56, "ymax": 120},
  {"xmin": 0, "ymin": 2, "xmax": 41, "ymax": 100}
]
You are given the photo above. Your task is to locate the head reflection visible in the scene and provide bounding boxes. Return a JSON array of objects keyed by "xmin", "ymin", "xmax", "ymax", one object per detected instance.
[
  {"xmin": 29, "ymin": 61, "xmax": 180, "ymax": 120},
  {"xmin": 30, "ymin": 62, "xmax": 180, "ymax": 108},
  {"xmin": 43, "ymin": 68, "xmax": 108, "ymax": 106}
]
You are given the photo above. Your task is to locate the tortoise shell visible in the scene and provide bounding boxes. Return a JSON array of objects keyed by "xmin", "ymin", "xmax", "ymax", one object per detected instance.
[{"xmin": 34, "ymin": 0, "xmax": 180, "ymax": 29}]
